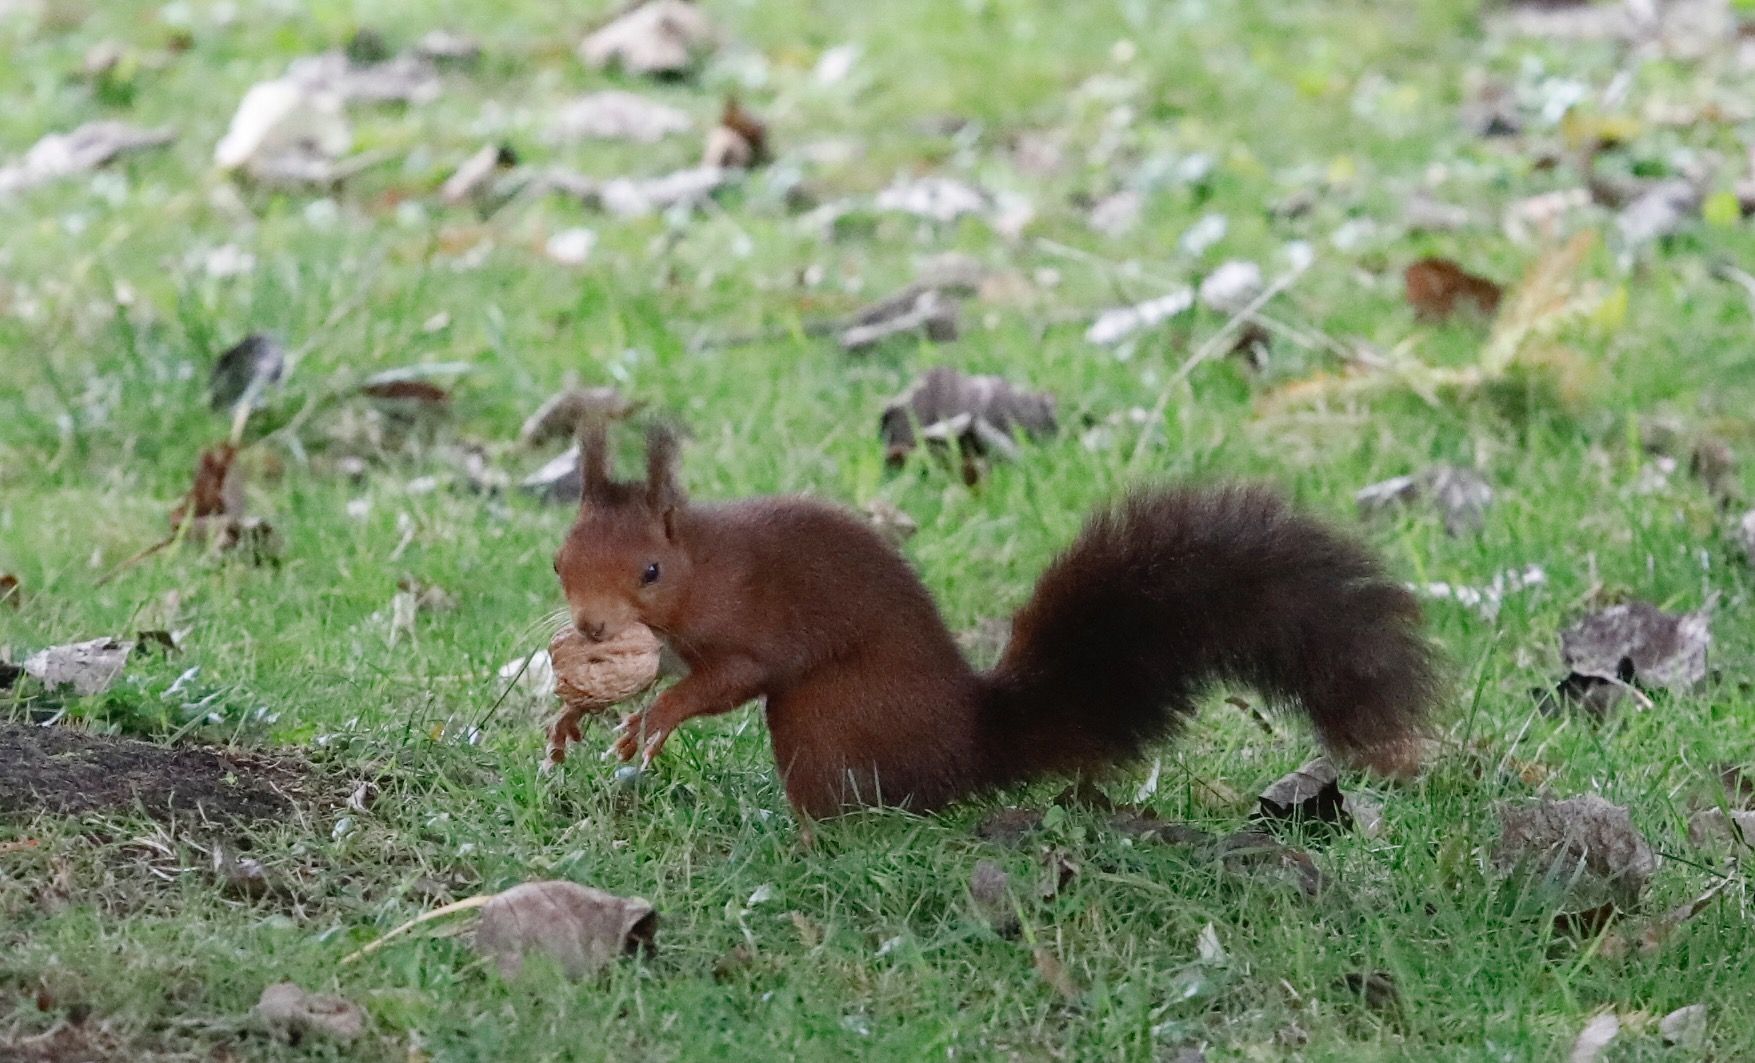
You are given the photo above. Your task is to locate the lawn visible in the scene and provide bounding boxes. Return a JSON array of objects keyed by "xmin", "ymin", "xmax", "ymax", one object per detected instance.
[{"xmin": 3, "ymin": 0, "xmax": 1755, "ymax": 1059}]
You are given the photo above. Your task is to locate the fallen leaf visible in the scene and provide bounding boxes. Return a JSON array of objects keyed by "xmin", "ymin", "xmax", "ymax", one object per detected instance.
[
  {"xmin": 580, "ymin": 0, "xmax": 717, "ymax": 78},
  {"xmin": 414, "ymin": 29, "xmax": 481, "ymax": 66},
  {"xmin": 1355, "ymin": 465, "xmax": 1494, "ymax": 536},
  {"xmin": 521, "ymin": 447, "xmax": 584, "ymax": 503},
  {"xmin": 1568, "ymin": 1012, "xmax": 1620, "ymax": 1063},
  {"xmin": 520, "ymin": 387, "xmax": 641, "ymax": 448},
  {"xmin": 702, "ymin": 97, "xmax": 768, "ymax": 170},
  {"xmin": 587, "ymin": 166, "xmax": 732, "ymax": 217},
  {"xmin": 209, "ymin": 333, "xmax": 286, "ymax": 412},
  {"xmin": 214, "ymin": 78, "xmax": 349, "ymax": 173},
  {"xmin": 22, "ymin": 637, "xmax": 131, "ymax": 697},
  {"xmin": 1198, "ymin": 260, "xmax": 1263, "ymax": 315},
  {"xmin": 875, "ymin": 175, "xmax": 991, "ymax": 223},
  {"xmin": 1686, "ymin": 808, "xmax": 1755, "ymax": 849},
  {"xmin": 544, "ymin": 227, "xmax": 597, "ymax": 266},
  {"xmin": 1087, "ymin": 189, "xmax": 1143, "ymax": 237},
  {"xmin": 1659, "ymin": 1004, "xmax": 1708, "ymax": 1048},
  {"xmin": 1736, "ymin": 510, "xmax": 1755, "ymax": 566},
  {"xmin": 475, "ymin": 880, "xmax": 657, "ymax": 980},
  {"xmin": 1085, "ymin": 288, "xmax": 1195, "ymax": 345},
  {"xmin": 1038, "ymin": 850, "xmax": 1079, "ymax": 901},
  {"xmin": 879, "ymin": 367, "xmax": 1057, "ymax": 480},
  {"xmin": 440, "ymin": 143, "xmax": 517, "ymax": 204},
  {"xmin": 1719, "ymin": 763, "xmax": 1755, "ymax": 807},
  {"xmin": 285, "ymin": 48, "xmax": 442, "ymax": 106},
  {"xmin": 1216, "ymin": 830, "xmax": 1327, "ymax": 897},
  {"xmin": 1194, "ymin": 923, "xmax": 1227, "ymax": 965},
  {"xmin": 254, "ymin": 982, "xmax": 365, "ymax": 1046},
  {"xmin": 0, "ymin": 574, "xmax": 19, "ymax": 609},
  {"xmin": 839, "ymin": 289, "xmax": 959, "ymax": 351},
  {"xmin": 548, "ymin": 90, "xmax": 692, "ymax": 143},
  {"xmin": 1404, "ymin": 258, "xmax": 1502, "ymax": 321},
  {"xmin": 1559, "ymin": 601, "xmax": 1711, "ymax": 695},
  {"xmin": 968, "ymin": 860, "xmax": 1018, "ymax": 937},
  {"xmin": 212, "ymin": 842, "xmax": 272, "ymax": 899},
  {"xmin": 1492, "ymin": 795, "xmax": 1658, "ymax": 908},
  {"xmin": 1616, "ymin": 179, "xmax": 1701, "ymax": 252},
  {"xmin": 0, "ymin": 121, "xmax": 176, "ymax": 196},
  {"xmin": 1617, "ymin": 876, "xmax": 1734, "ymax": 957},
  {"xmin": 1256, "ymin": 757, "xmax": 1351, "ymax": 829}
]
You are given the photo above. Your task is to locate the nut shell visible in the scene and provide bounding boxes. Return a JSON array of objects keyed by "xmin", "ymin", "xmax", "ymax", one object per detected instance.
[{"xmin": 549, "ymin": 623, "xmax": 662, "ymax": 709}]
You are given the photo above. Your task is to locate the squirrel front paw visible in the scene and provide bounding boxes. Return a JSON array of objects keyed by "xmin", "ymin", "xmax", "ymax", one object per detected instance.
[{"xmin": 607, "ymin": 709, "xmax": 674, "ymax": 767}]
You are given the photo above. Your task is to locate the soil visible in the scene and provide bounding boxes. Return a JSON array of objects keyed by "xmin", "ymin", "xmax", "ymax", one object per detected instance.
[{"xmin": 0, "ymin": 722, "xmax": 307, "ymax": 823}]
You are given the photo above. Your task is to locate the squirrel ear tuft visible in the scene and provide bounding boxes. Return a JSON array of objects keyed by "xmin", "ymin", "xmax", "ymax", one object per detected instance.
[
  {"xmin": 644, "ymin": 422, "xmax": 684, "ymax": 513},
  {"xmin": 579, "ymin": 418, "xmax": 612, "ymax": 504}
]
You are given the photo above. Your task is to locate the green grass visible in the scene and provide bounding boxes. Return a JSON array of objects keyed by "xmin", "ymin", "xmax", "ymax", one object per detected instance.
[{"xmin": 3, "ymin": 0, "xmax": 1755, "ymax": 1058}]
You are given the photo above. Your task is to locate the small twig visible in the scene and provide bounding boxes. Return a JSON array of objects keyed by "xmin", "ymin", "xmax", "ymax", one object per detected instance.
[{"xmin": 340, "ymin": 894, "xmax": 495, "ymax": 964}]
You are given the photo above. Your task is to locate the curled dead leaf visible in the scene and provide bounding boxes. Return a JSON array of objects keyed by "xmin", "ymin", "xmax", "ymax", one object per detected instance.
[
  {"xmin": 0, "ymin": 121, "xmax": 176, "ymax": 197},
  {"xmin": 879, "ymin": 367, "xmax": 1057, "ymax": 481},
  {"xmin": 1492, "ymin": 795, "xmax": 1657, "ymax": 908},
  {"xmin": 549, "ymin": 90, "xmax": 692, "ymax": 144},
  {"xmin": 475, "ymin": 880, "xmax": 657, "ymax": 980},
  {"xmin": 22, "ymin": 637, "xmax": 132, "ymax": 697},
  {"xmin": 1568, "ymin": 1012, "xmax": 1620, "ymax": 1063},
  {"xmin": 580, "ymin": 0, "xmax": 717, "ymax": 78},
  {"xmin": 1559, "ymin": 601, "xmax": 1711, "ymax": 696},
  {"xmin": 1256, "ymin": 757, "xmax": 1351, "ymax": 829},
  {"xmin": 254, "ymin": 982, "xmax": 365, "ymax": 1046},
  {"xmin": 1356, "ymin": 465, "xmax": 1494, "ymax": 537}
]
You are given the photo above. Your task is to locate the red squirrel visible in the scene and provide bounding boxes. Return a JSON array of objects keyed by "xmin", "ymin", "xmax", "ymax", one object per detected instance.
[{"xmin": 555, "ymin": 424, "xmax": 1439, "ymax": 820}]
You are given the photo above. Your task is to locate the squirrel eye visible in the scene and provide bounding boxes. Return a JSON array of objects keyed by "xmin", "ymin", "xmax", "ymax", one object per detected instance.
[{"xmin": 642, "ymin": 562, "xmax": 661, "ymax": 586}]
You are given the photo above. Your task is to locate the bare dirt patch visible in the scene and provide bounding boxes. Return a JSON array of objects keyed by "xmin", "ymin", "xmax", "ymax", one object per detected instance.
[{"xmin": 0, "ymin": 722, "xmax": 307, "ymax": 823}]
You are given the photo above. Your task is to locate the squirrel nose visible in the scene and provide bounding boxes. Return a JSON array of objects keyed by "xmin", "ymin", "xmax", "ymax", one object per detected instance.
[{"xmin": 580, "ymin": 621, "xmax": 607, "ymax": 641}]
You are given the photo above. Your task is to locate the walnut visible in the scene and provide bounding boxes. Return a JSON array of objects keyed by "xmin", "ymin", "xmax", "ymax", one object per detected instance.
[{"xmin": 544, "ymin": 623, "xmax": 661, "ymax": 767}]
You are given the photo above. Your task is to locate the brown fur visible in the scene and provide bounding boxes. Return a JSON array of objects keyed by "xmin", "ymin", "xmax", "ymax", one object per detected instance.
[{"xmin": 557, "ymin": 436, "xmax": 1440, "ymax": 819}]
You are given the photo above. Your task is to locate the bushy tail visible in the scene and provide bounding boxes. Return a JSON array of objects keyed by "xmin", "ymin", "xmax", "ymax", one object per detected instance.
[{"xmin": 979, "ymin": 485, "xmax": 1439, "ymax": 786}]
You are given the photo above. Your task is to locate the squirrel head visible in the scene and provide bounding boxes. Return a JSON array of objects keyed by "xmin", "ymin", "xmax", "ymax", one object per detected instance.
[{"xmin": 554, "ymin": 421, "xmax": 693, "ymax": 642}]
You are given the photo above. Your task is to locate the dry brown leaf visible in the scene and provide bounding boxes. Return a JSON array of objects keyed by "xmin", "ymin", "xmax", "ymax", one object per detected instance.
[
  {"xmin": 839, "ymin": 289, "xmax": 959, "ymax": 352},
  {"xmin": 0, "ymin": 121, "xmax": 176, "ymax": 196},
  {"xmin": 1492, "ymin": 795, "xmax": 1657, "ymax": 908},
  {"xmin": 579, "ymin": 0, "xmax": 716, "ymax": 78},
  {"xmin": 254, "ymin": 982, "xmax": 365, "ymax": 1046},
  {"xmin": 21, "ymin": 637, "xmax": 131, "ymax": 697},
  {"xmin": 1659, "ymin": 1004, "xmax": 1708, "ymax": 1048},
  {"xmin": 0, "ymin": 574, "xmax": 19, "ymax": 609},
  {"xmin": 1038, "ymin": 850, "xmax": 1079, "ymax": 900},
  {"xmin": 549, "ymin": 91, "xmax": 692, "ymax": 144},
  {"xmin": 545, "ymin": 624, "xmax": 662, "ymax": 767},
  {"xmin": 879, "ymin": 367, "xmax": 1057, "ymax": 481},
  {"xmin": 441, "ymin": 143, "xmax": 517, "ymax": 204},
  {"xmin": 969, "ymin": 860, "xmax": 1018, "ymax": 937},
  {"xmin": 1568, "ymin": 1011, "xmax": 1620, "ymax": 1063},
  {"xmin": 1404, "ymin": 258, "xmax": 1502, "ymax": 321},
  {"xmin": 1256, "ymin": 757, "xmax": 1350, "ymax": 828},
  {"xmin": 1216, "ymin": 830, "xmax": 1328, "ymax": 897},
  {"xmin": 1085, "ymin": 288, "xmax": 1195, "ymax": 345},
  {"xmin": 1558, "ymin": 601, "xmax": 1711, "ymax": 698},
  {"xmin": 475, "ymin": 880, "xmax": 657, "ymax": 980},
  {"xmin": 1686, "ymin": 809, "xmax": 1755, "ymax": 849},
  {"xmin": 1356, "ymin": 465, "xmax": 1494, "ymax": 537}
]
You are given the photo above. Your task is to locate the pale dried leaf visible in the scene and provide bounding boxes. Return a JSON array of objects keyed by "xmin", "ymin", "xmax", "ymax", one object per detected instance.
[
  {"xmin": 1086, "ymin": 288, "xmax": 1194, "ymax": 345},
  {"xmin": 254, "ymin": 982, "xmax": 365, "ymax": 1045},
  {"xmin": 1617, "ymin": 178, "xmax": 1700, "ymax": 251},
  {"xmin": 441, "ymin": 143, "xmax": 516, "ymax": 204},
  {"xmin": 1031, "ymin": 947, "xmax": 1080, "ymax": 1000},
  {"xmin": 1568, "ymin": 1012, "xmax": 1619, "ymax": 1063},
  {"xmin": 214, "ymin": 79, "xmax": 349, "ymax": 171},
  {"xmin": 549, "ymin": 91, "xmax": 692, "ymax": 143},
  {"xmin": 839, "ymin": 289, "xmax": 958, "ymax": 351},
  {"xmin": 1560, "ymin": 601, "xmax": 1710, "ymax": 693},
  {"xmin": 1198, "ymin": 260, "xmax": 1263, "ymax": 315},
  {"xmin": 592, "ymin": 166, "xmax": 731, "ymax": 217},
  {"xmin": 879, "ymin": 367, "xmax": 1057, "ymax": 472},
  {"xmin": 22, "ymin": 637, "xmax": 131, "ymax": 697},
  {"xmin": 475, "ymin": 880, "xmax": 657, "ymax": 980},
  {"xmin": 1356, "ymin": 465, "xmax": 1494, "ymax": 536},
  {"xmin": 1659, "ymin": 1004, "xmax": 1707, "ymax": 1048},
  {"xmin": 1733, "ymin": 509, "xmax": 1755, "ymax": 566},
  {"xmin": 1686, "ymin": 808, "xmax": 1755, "ymax": 849},
  {"xmin": 968, "ymin": 859, "xmax": 1017, "ymax": 936},
  {"xmin": 0, "ymin": 121, "xmax": 175, "ymax": 195},
  {"xmin": 286, "ymin": 49, "xmax": 441, "ymax": 105},
  {"xmin": 1492, "ymin": 795, "xmax": 1657, "ymax": 907},
  {"xmin": 1257, "ymin": 757, "xmax": 1349, "ymax": 826},
  {"xmin": 545, "ymin": 227, "xmax": 597, "ymax": 266},
  {"xmin": 580, "ymin": 0, "xmax": 717, "ymax": 77},
  {"xmin": 875, "ymin": 175, "xmax": 990, "ymax": 223}
]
